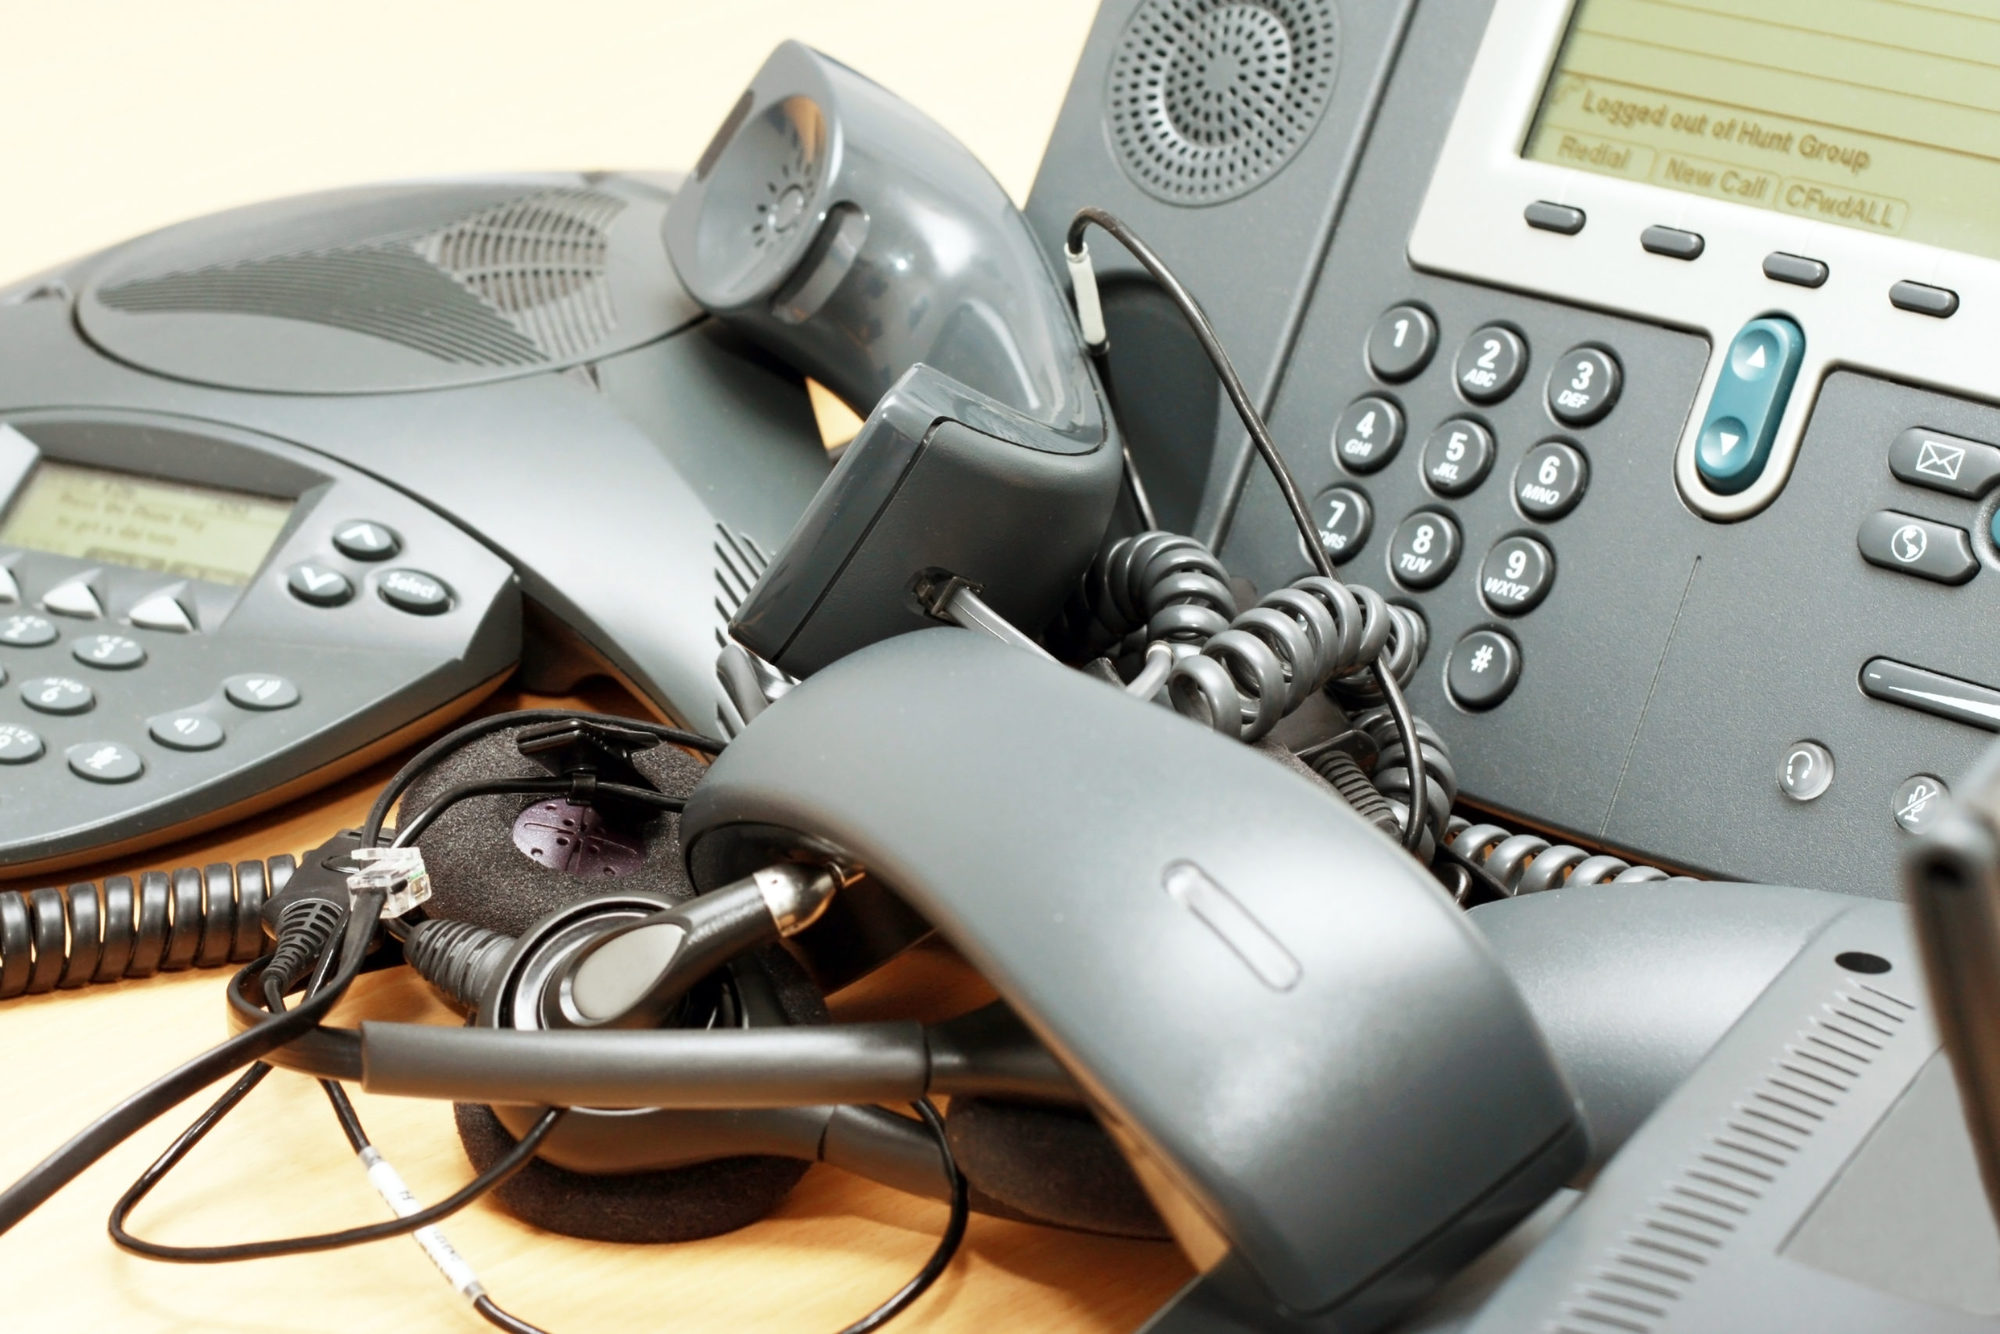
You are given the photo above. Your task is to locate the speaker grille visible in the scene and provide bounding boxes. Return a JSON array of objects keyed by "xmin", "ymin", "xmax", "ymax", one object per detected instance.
[
  {"xmin": 1107, "ymin": 0, "xmax": 1338, "ymax": 205},
  {"xmin": 97, "ymin": 188, "xmax": 625, "ymax": 367}
]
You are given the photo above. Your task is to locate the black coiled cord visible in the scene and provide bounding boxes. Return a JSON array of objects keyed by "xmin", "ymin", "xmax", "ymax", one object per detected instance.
[
  {"xmin": 0, "ymin": 856, "xmax": 296, "ymax": 1001},
  {"xmin": 1079, "ymin": 531, "xmax": 1427, "ymax": 746}
]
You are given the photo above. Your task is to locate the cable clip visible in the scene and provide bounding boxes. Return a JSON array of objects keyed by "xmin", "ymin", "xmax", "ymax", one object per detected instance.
[{"xmin": 347, "ymin": 847, "xmax": 433, "ymax": 919}]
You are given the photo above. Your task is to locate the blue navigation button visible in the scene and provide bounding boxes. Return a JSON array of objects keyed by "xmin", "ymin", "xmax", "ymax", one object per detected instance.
[{"xmin": 1694, "ymin": 316, "xmax": 1805, "ymax": 495}]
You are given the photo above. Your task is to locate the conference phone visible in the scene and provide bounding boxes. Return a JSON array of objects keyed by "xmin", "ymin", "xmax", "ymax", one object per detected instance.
[{"xmin": 0, "ymin": 172, "xmax": 829, "ymax": 874}]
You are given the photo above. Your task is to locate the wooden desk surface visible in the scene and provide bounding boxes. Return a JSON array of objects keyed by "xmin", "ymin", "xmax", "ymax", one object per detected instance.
[{"xmin": 0, "ymin": 683, "xmax": 1193, "ymax": 1329}]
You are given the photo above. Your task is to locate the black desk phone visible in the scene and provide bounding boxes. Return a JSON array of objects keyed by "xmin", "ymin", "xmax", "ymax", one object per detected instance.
[
  {"xmin": 0, "ymin": 0, "xmax": 1988, "ymax": 896},
  {"xmin": 8, "ymin": 2, "xmax": 2000, "ymax": 1332}
]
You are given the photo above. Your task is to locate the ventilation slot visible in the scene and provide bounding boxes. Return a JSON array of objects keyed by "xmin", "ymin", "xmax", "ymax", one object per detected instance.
[
  {"xmin": 713, "ymin": 525, "xmax": 772, "ymax": 638},
  {"xmin": 98, "ymin": 188, "xmax": 626, "ymax": 368},
  {"xmin": 1548, "ymin": 980, "xmax": 1914, "ymax": 1334},
  {"xmin": 1106, "ymin": 0, "xmax": 1338, "ymax": 205}
]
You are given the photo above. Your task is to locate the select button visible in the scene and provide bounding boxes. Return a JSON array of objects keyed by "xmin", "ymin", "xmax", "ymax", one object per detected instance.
[{"xmin": 378, "ymin": 569, "xmax": 453, "ymax": 615}]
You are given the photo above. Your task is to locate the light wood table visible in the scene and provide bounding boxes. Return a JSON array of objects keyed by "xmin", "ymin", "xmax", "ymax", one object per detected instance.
[{"xmin": 0, "ymin": 682, "xmax": 1193, "ymax": 1330}]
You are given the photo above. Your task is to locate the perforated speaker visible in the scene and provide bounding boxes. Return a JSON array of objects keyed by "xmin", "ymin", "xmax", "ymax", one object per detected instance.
[
  {"xmin": 1105, "ymin": 0, "xmax": 1339, "ymax": 206},
  {"xmin": 78, "ymin": 174, "xmax": 703, "ymax": 394}
]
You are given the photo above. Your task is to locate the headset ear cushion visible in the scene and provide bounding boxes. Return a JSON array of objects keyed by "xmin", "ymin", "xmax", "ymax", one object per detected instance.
[
  {"xmin": 946, "ymin": 1096, "xmax": 1169, "ymax": 1241},
  {"xmin": 453, "ymin": 944, "xmax": 828, "ymax": 1243},
  {"xmin": 400, "ymin": 725, "xmax": 710, "ymax": 939}
]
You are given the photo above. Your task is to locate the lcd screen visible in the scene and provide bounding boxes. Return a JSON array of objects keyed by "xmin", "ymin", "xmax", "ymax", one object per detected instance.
[
  {"xmin": 0, "ymin": 461, "xmax": 294, "ymax": 586},
  {"xmin": 1523, "ymin": 0, "xmax": 2000, "ymax": 260}
]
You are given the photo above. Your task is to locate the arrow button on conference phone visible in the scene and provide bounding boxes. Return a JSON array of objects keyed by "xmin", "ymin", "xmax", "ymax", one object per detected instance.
[{"xmin": 285, "ymin": 561, "xmax": 354, "ymax": 607}]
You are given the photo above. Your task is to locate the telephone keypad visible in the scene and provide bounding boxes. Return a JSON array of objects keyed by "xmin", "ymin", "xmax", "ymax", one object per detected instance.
[
  {"xmin": 1311, "ymin": 486, "xmax": 1372, "ymax": 563},
  {"xmin": 1333, "ymin": 396, "xmax": 1405, "ymax": 473},
  {"xmin": 1453, "ymin": 325, "xmax": 1527, "ymax": 405},
  {"xmin": 1514, "ymin": 442, "xmax": 1588, "ymax": 520},
  {"xmin": 1478, "ymin": 537, "xmax": 1554, "ymax": 616},
  {"xmin": 1365, "ymin": 305, "xmax": 1437, "ymax": 383},
  {"xmin": 1387, "ymin": 510, "xmax": 1461, "ymax": 590},
  {"xmin": 1546, "ymin": 346, "xmax": 1621, "ymax": 425},
  {"xmin": 0, "ymin": 614, "xmax": 56, "ymax": 647},
  {"xmin": 1445, "ymin": 629, "xmax": 1520, "ymax": 710},
  {"xmin": 72, "ymin": 635, "xmax": 145, "ymax": 670},
  {"xmin": 0, "ymin": 723, "xmax": 42, "ymax": 764},
  {"xmin": 23, "ymin": 677, "xmax": 93, "ymax": 715},
  {"xmin": 1420, "ymin": 418, "xmax": 1495, "ymax": 497}
]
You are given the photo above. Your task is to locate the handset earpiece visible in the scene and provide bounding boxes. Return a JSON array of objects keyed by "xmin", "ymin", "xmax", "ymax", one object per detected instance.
[{"xmin": 665, "ymin": 41, "xmax": 1123, "ymax": 677}]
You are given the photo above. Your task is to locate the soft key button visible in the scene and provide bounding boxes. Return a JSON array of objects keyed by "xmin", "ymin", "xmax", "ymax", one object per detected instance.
[
  {"xmin": 1693, "ymin": 317, "xmax": 1804, "ymax": 495},
  {"xmin": 1889, "ymin": 428, "xmax": 2000, "ymax": 499}
]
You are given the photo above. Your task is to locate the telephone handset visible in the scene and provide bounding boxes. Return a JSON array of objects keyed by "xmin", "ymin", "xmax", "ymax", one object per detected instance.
[{"xmin": 663, "ymin": 41, "xmax": 1120, "ymax": 680}]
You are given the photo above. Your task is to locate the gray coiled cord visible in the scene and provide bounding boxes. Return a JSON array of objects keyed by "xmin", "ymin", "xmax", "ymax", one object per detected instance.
[
  {"xmin": 0, "ymin": 857, "xmax": 296, "ymax": 1000},
  {"xmin": 1080, "ymin": 531, "xmax": 1426, "ymax": 745},
  {"xmin": 1347, "ymin": 706, "xmax": 1457, "ymax": 855},
  {"xmin": 1445, "ymin": 819, "xmax": 1678, "ymax": 896}
]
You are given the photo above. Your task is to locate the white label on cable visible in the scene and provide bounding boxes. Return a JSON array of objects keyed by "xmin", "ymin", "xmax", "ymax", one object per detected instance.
[{"xmin": 360, "ymin": 1148, "xmax": 485, "ymax": 1299}]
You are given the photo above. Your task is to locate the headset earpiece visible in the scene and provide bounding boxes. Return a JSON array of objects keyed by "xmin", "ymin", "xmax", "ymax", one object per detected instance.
[
  {"xmin": 945, "ymin": 1097, "xmax": 1166, "ymax": 1241},
  {"xmin": 456, "ymin": 945, "xmax": 830, "ymax": 1242}
]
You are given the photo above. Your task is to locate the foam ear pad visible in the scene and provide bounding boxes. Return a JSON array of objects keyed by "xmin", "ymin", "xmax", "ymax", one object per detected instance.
[
  {"xmin": 454, "ymin": 944, "xmax": 830, "ymax": 1243},
  {"xmin": 399, "ymin": 725, "xmax": 711, "ymax": 938},
  {"xmin": 946, "ymin": 1097, "xmax": 1169, "ymax": 1241}
]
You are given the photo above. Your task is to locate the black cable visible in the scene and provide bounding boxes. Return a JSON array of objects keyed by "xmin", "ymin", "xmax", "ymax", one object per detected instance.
[
  {"xmin": 0, "ymin": 891, "xmax": 383, "ymax": 1236},
  {"xmin": 1069, "ymin": 208, "xmax": 1429, "ymax": 851},
  {"xmin": 1068, "ymin": 208, "xmax": 1332, "ymax": 584},
  {"xmin": 838, "ymin": 1099, "xmax": 968, "ymax": 1334},
  {"xmin": 362, "ymin": 709, "xmax": 722, "ymax": 847},
  {"xmin": 111, "ymin": 939, "xmax": 549, "ymax": 1334},
  {"xmin": 476, "ymin": 1294, "xmax": 553, "ymax": 1334},
  {"xmin": 1371, "ymin": 667, "xmax": 1430, "ymax": 853},
  {"xmin": 109, "ymin": 1101, "xmax": 564, "ymax": 1263}
]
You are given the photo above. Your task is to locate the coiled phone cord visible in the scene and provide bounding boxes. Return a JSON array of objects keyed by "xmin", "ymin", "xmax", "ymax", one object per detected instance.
[
  {"xmin": 0, "ymin": 855, "xmax": 295, "ymax": 1001},
  {"xmin": 1077, "ymin": 529, "xmax": 1428, "ymax": 750},
  {"xmin": 1065, "ymin": 207, "xmax": 1428, "ymax": 852},
  {"xmin": 1445, "ymin": 819, "xmax": 1680, "ymax": 896}
]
